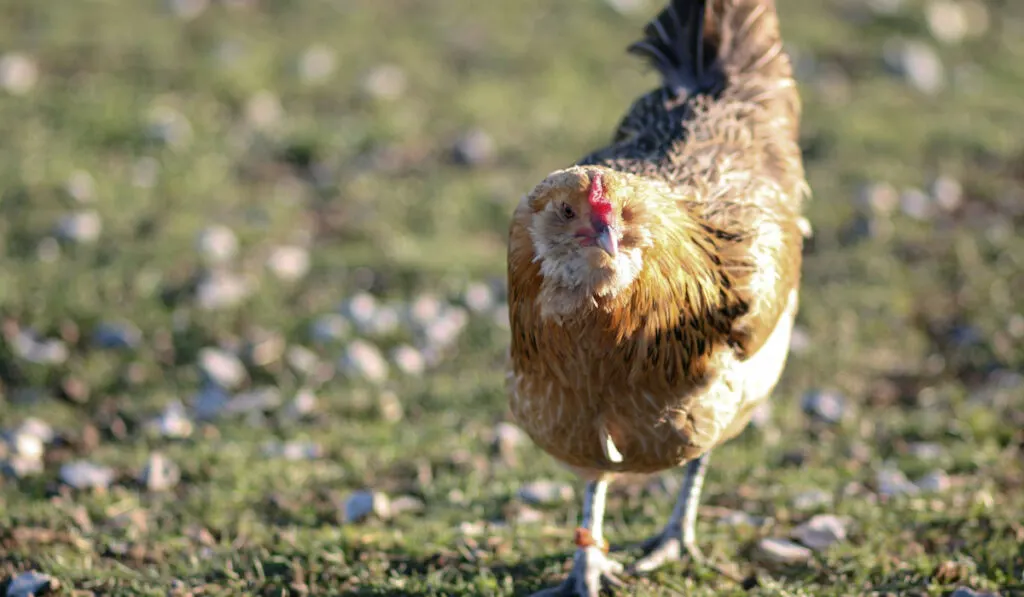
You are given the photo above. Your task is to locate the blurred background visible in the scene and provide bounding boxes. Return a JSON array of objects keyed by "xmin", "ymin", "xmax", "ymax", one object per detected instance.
[{"xmin": 0, "ymin": 0, "xmax": 1022, "ymax": 595}]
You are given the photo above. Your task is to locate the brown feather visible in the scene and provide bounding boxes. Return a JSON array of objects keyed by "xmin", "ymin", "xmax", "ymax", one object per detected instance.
[{"xmin": 507, "ymin": 0, "xmax": 808, "ymax": 477}]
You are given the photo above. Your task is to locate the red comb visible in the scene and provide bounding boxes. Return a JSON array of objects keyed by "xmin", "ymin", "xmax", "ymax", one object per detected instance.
[{"xmin": 588, "ymin": 173, "xmax": 612, "ymax": 222}]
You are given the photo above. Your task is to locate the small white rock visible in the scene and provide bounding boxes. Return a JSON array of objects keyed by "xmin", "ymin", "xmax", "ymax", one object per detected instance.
[
  {"xmin": 9, "ymin": 431, "xmax": 44, "ymax": 461},
  {"xmin": 452, "ymin": 129, "xmax": 496, "ymax": 167},
  {"xmin": 423, "ymin": 307, "xmax": 469, "ymax": 350},
  {"xmin": 0, "ymin": 52, "xmax": 39, "ymax": 95},
  {"xmin": 960, "ymin": 0, "xmax": 990, "ymax": 36},
  {"xmin": 867, "ymin": 0, "xmax": 904, "ymax": 15},
  {"xmin": 2, "ymin": 456, "xmax": 44, "ymax": 478},
  {"xmin": 56, "ymin": 210, "xmax": 102, "ymax": 244},
  {"xmin": 140, "ymin": 452, "xmax": 180, "ymax": 492},
  {"xmin": 378, "ymin": 390, "xmax": 404, "ymax": 423},
  {"xmin": 225, "ymin": 387, "xmax": 281, "ymax": 414},
  {"xmin": 756, "ymin": 537, "xmax": 813, "ymax": 565},
  {"xmin": 148, "ymin": 400, "xmax": 194, "ymax": 438},
  {"xmin": 877, "ymin": 465, "xmax": 920, "ymax": 497},
  {"xmin": 858, "ymin": 181, "xmax": 900, "ymax": 216},
  {"xmin": 389, "ymin": 495, "xmax": 426, "ymax": 516},
  {"xmin": 263, "ymin": 440, "xmax": 322, "ymax": 461},
  {"xmin": 518, "ymin": 480, "xmax": 574, "ymax": 505},
  {"xmin": 391, "ymin": 344, "xmax": 426, "ymax": 376},
  {"xmin": 342, "ymin": 292, "xmax": 379, "ymax": 332},
  {"xmin": 283, "ymin": 388, "xmax": 319, "ymax": 420},
  {"xmin": 298, "ymin": 45, "xmax": 336, "ymax": 84},
  {"xmin": 361, "ymin": 64, "xmax": 407, "ymax": 100},
  {"xmin": 801, "ymin": 390, "xmax": 846, "ymax": 423},
  {"xmin": 908, "ymin": 442, "xmax": 944, "ymax": 461},
  {"xmin": 900, "ymin": 187, "xmax": 934, "ymax": 220},
  {"xmin": 494, "ymin": 422, "xmax": 526, "ymax": 450},
  {"xmin": 146, "ymin": 105, "xmax": 193, "ymax": 148},
  {"xmin": 92, "ymin": 321, "xmax": 142, "ymax": 349},
  {"xmin": 792, "ymin": 514, "xmax": 849, "ymax": 551},
  {"xmin": 198, "ymin": 347, "xmax": 247, "ymax": 389},
  {"xmin": 344, "ymin": 490, "xmax": 390, "ymax": 522},
  {"xmin": 15, "ymin": 418, "xmax": 54, "ymax": 444},
  {"xmin": 792, "ymin": 489, "xmax": 832, "ymax": 511},
  {"xmin": 463, "ymin": 282, "xmax": 495, "ymax": 313},
  {"xmin": 887, "ymin": 40, "xmax": 945, "ymax": 95},
  {"xmin": 310, "ymin": 314, "xmax": 350, "ymax": 343},
  {"xmin": 367, "ymin": 304, "xmax": 401, "ymax": 337},
  {"xmin": 60, "ymin": 460, "xmax": 115, "ymax": 490},
  {"xmin": 927, "ymin": 0, "xmax": 969, "ymax": 44},
  {"xmin": 604, "ymin": 0, "xmax": 648, "ymax": 16},
  {"xmin": 717, "ymin": 510, "xmax": 762, "ymax": 527},
  {"xmin": 245, "ymin": 90, "xmax": 282, "ymax": 130},
  {"xmin": 930, "ymin": 174, "xmax": 963, "ymax": 212},
  {"xmin": 65, "ymin": 170, "xmax": 96, "ymax": 203},
  {"xmin": 916, "ymin": 469, "xmax": 951, "ymax": 493},
  {"xmin": 408, "ymin": 294, "xmax": 444, "ymax": 327},
  {"xmin": 285, "ymin": 346, "xmax": 321, "ymax": 377},
  {"xmin": 167, "ymin": 0, "xmax": 209, "ymax": 19},
  {"xmin": 13, "ymin": 332, "xmax": 68, "ymax": 365},
  {"xmin": 340, "ymin": 340, "xmax": 389, "ymax": 384},
  {"xmin": 192, "ymin": 384, "xmax": 230, "ymax": 420},
  {"xmin": 266, "ymin": 245, "xmax": 311, "ymax": 281},
  {"xmin": 196, "ymin": 225, "xmax": 239, "ymax": 264},
  {"xmin": 5, "ymin": 570, "xmax": 56, "ymax": 597},
  {"xmin": 196, "ymin": 271, "xmax": 251, "ymax": 310}
]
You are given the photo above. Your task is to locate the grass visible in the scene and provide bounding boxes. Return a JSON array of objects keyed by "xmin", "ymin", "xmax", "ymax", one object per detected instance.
[{"xmin": 1, "ymin": 0, "xmax": 1023, "ymax": 595}]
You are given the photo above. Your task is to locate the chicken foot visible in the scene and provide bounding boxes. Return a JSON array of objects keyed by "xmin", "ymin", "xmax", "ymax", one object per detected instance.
[
  {"xmin": 531, "ymin": 479, "xmax": 624, "ymax": 597},
  {"xmin": 630, "ymin": 451, "xmax": 710, "ymax": 574}
]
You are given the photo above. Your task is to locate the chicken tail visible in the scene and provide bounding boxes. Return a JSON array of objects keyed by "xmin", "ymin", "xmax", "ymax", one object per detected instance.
[{"xmin": 627, "ymin": 0, "xmax": 794, "ymax": 105}]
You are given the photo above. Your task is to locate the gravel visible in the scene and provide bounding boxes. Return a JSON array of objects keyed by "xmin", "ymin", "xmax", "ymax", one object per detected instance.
[
  {"xmin": 518, "ymin": 480, "xmax": 574, "ymax": 505},
  {"xmin": 451, "ymin": 128, "xmax": 496, "ymax": 167},
  {"xmin": 391, "ymin": 344, "xmax": 426, "ymax": 376},
  {"xmin": 756, "ymin": 537, "xmax": 813, "ymax": 565},
  {"xmin": 340, "ymin": 340, "xmax": 389, "ymax": 384},
  {"xmin": 196, "ymin": 225, "xmax": 239, "ymax": 264},
  {"xmin": 195, "ymin": 270, "xmax": 251, "ymax": 310},
  {"xmin": 792, "ymin": 514, "xmax": 850, "ymax": 551},
  {"xmin": 60, "ymin": 460, "xmax": 115, "ymax": 490},
  {"xmin": 298, "ymin": 45, "xmax": 336, "ymax": 84},
  {"xmin": 140, "ymin": 452, "xmax": 181, "ymax": 492},
  {"xmin": 198, "ymin": 347, "xmax": 247, "ymax": 389},
  {"xmin": 792, "ymin": 489, "xmax": 832, "ymax": 511},
  {"xmin": 344, "ymin": 490, "xmax": 391, "ymax": 523},
  {"xmin": 92, "ymin": 321, "xmax": 143, "ymax": 349},
  {"xmin": 361, "ymin": 64, "xmax": 407, "ymax": 101},
  {"xmin": 266, "ymin": 245, "xmax": 311, "ymax": 281},
  {"xmin": 877, "ymin": 465, "xmax": 920, "ymax": 497},
  {"xmin": 801, "ymin": 390, "xmax": 846, "ymax": 423},
  {"xmin": 0, "ymin": 52, "xmax": 39, "ymax": 95},
  {"xmin": 885, "ymin": 39, "xmax": 945, "ymax": 95},
  {"xmin": 5, "ymin": 570, "xmax": 57, "ymax": 597}
]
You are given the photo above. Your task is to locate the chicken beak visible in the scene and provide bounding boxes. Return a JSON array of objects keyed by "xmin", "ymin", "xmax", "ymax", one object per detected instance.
[{"xmin": 596, "ymin": 225, "xmax": 618, "ymax": 258}]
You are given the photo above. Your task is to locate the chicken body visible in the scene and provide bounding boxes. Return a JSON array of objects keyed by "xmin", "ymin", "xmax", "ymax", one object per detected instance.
[{"xmin": 506, "ymin": 0, "xmax": 809, "ymax": 594}]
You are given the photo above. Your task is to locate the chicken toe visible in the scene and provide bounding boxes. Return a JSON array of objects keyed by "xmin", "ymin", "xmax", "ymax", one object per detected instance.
[{"xmin": 532, "ymin": 547, "xmax": 625, "ymax": 597}]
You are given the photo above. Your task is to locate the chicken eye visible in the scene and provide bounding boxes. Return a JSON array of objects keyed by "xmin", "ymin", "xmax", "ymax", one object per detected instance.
[{"xmin": 560, "ymin": 203, "xmax": 576, "ymax": 220}]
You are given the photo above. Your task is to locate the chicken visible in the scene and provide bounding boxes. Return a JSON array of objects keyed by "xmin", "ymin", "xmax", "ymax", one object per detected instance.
[{"xmin": 505, "ymin": 0, "xmax": 809, "ymax": 595}]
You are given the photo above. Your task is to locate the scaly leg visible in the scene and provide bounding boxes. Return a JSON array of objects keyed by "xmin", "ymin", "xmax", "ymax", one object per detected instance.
[
  {"xmin": 531, "ymin": 479, "xmax": 624, "ymax": 597},
  {"xmin": 629, "ymin": 451, "xmax": 710, "ymax": 574}
]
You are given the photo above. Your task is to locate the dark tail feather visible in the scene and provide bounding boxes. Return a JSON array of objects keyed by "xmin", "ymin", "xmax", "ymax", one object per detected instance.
[
  {"xmin": 627, "ymin": 0, "xmax": 722, "ymax": 100},
  {"xmin": 628, "ymin": 1, "xmax": 790, "ymax": 103}
]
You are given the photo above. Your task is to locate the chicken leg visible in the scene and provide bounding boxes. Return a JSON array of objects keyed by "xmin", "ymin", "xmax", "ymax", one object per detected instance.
[
  {"xmin": 630, "ymin": 451, "xmax": 710, "ymax": 573},
  {"xmin": 531, "ymin": 479, "xmax": 624, "ymax": 597}
]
